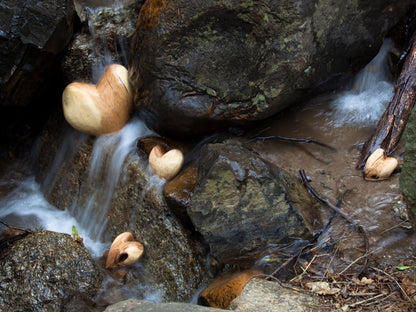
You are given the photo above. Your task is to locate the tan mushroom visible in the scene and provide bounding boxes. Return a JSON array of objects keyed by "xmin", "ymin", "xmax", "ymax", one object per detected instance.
[
  {"xmin": 364, "ymin": 148, "xmax": 398, "ymax": 180},
  {"xmin": 148, "ymin": 145, "xmax": 184, "ymax": 180},
  {"xmin": 62, "ymin": 64, "xmax": 132, "ymax": 136},
  {"xmin": 105, "ymin": 232, "xmax": 144, "ymax": 269}
]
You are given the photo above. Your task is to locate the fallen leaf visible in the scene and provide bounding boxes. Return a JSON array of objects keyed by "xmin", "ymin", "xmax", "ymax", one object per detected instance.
[{"xmin": 305, "ymin": 281, "xmax": 341, "ymax": 295}]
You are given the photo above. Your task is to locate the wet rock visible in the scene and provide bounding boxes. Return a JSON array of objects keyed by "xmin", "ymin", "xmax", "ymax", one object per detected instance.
[
  {"xmin": 187, "ymin": 140, "xmax": 321, "ymax": 266},
  {"xmin": 107, "ymin": 159, "xmax": 210, "ymax": 301},
  {"xmin": 104, "ymin": 299, "xmax": 228, "ymax": 312},
  {"xmin": 165, "ymin": 163, "xmax": 199, "ymax": 222},
  {"xmin": 130, "ymin": 0, "xmax": 412, "ymax": 137},
  {"xmin": 62, "ymin": 0, "xmax": 143, "ymax": 83},
  {"xmin": 0, "ymin": 230, "xmax": 102, "ymax": 312},
  {"xmin": 229, "ymin": 278, "xmax": 318, "ymax": 311},
  {"xmin": 400, "ymin": 107, "xmax": 416, "ymax": 230},
  {"xmin": 0, "ymin": 0, "xmax": 74, "ymax": 107}
]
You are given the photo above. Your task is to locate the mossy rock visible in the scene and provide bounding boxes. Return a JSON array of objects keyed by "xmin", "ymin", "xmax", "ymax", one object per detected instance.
[{"xmin": 400, "ymin": 108, "xmax": 416, "ymax": 229}]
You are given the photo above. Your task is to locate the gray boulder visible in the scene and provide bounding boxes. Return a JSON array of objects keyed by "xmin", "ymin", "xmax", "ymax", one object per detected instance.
[
  {"xmin": 129, "ymin": 0, "xmax": 412, "ymax": 137},
  {"xmin": 0, "ymin": 230, "xmax": 102, "ymax": 312},
  {"xmin": 187, "ymin": 140, "xmax": 320, "ymax": 266}
]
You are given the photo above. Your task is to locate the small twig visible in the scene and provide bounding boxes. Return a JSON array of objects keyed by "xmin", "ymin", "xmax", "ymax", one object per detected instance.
[
  {"xmin": 341, "ymin": 292, "xmax": 392, "ymax": 311},
  {"xmin": 371, "ymin": 266, "xmax": 416, "ymax": 305},
  {"xmin": 338, "ymin": 247, "xmax": 382, "ymax": 276},
  {"xmin": 299, "ymin": 169, "xmax": 369, "ymax": 276},
  {"xmin": 243, "ymin": 135, "xmax": 336, "ymax": 151}
]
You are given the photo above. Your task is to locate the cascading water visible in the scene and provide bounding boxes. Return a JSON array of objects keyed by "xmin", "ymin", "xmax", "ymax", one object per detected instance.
[
  {"xmin": 329, "ymin": 38, "xmax": 394, "ymax": 127},
  {"xmin": 69, "ymin": 118, "xmax": 154, "ymax": 242},
  {"xmin": 0, "ymin": 1, "xmax": 154, "ymax": 257}
]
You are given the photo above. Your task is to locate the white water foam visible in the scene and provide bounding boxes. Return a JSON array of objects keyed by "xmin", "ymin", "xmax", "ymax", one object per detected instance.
[
  {"xmin": 0, "ymin": 176, "xmax": 107, "ymax": 257},
  {"xmin": 329, "ymin": 38, "xmax": 394, "ymax": 127}
]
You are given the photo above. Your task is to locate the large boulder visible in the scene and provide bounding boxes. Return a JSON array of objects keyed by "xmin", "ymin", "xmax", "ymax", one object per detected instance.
[
  {"xmin": 0, "ymin": 230, "xmax": 102, "ymax": 312},
  {"xmin": 400, "ymin": 107, "xmax": 416, "ymax": 230},
  {"xmin": 129, "ymin": 0, "xmax": 412, "ymax": 137},
  {"xmin": 186, "ymin": 140, "xmax": 321, "ymax": 266},
  {"xmin": 0, "ymin": 0, "xmax": 74, "ymax": 108}
]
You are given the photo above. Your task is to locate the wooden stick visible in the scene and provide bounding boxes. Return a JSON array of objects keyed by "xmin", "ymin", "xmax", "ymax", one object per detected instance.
[{"xmin": 358, "ymin": 33, "xmax": 416, "ymax": 168}]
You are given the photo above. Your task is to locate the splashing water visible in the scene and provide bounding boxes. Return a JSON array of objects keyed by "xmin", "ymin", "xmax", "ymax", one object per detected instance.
[{"xmin": 329, "ymin": 38, "xmax": 394, "ymax": 127}]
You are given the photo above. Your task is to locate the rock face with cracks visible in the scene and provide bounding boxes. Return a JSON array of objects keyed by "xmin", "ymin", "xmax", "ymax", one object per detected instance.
[
  {"xmin": 129, "ymin": 0, "xmax": 412, "ymax": 137},
  {"xmin": 187, "ymin": 141, "xmax": 320, "ymax": 266},
  {"xmin": 0, "ymin": 0, "xmax": 74, "ymax": 107}
]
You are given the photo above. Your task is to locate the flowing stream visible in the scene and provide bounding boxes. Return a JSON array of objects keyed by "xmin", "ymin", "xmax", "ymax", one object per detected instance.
[{"xmin": 1, "ymin": 11, "xmax": 416, "ymax": 306}]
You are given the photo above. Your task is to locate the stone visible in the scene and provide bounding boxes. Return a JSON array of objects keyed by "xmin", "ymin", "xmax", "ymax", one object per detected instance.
[
  {"xmin": 148, "ymin": 145, "xmax": 184, "ymax": 180},
  {"xmin": 105, "ymin": 232, "xmax": 144, "ymax": 269},
  {"xmin": 199, "ymin": 268, "xmax": 262, "ymax": 309},
  {"xmin": 104, "ymin": 299, "xmax": 229, "ymax": 312},
  {"xmin": 400, "ymin": 107, "xmax": 416, "ymax": 229},
  {"xmin": 364, "ymin": 148, "xmax": 398, "ymax": 180},
  {"xmin": 187, "ymin": 140, "xmax": 321, "ymax": 266},
  {"xmin": 129, "ymin": 0, "xmax": 412, "ymax": 137},
  {"xmin": 62, "ymin": 64, "xmax": 133, "ymax": 136},
  {"xmin": 0, "ymin": 230, "xmax": 102, "ymax": 312},
  {"xmin": 230, "ymin": 278, "xmax": 318, "ymax": 311}
]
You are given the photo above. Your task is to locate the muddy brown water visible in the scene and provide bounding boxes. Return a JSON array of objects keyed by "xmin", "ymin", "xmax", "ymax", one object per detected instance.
[{"xmin": 247, "ymin": 95, "xmax": 416, "ymax": 267}]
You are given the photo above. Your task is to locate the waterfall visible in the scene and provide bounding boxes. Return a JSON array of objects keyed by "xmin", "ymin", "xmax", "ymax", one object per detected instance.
[
  {"xmin": 329, "ymin": 38, "xmax": 394, "ymax": 127},
  {"xmin": 0, "ymin": 1, "xmax": 152, "ymax": 257},
  {"xmin": 69, "ymin": 118, "xmax": 153, "ymax": 242}
]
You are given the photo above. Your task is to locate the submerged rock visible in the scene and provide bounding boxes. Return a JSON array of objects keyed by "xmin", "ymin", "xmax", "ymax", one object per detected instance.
[
  {"xmin": 0, "ymin": 230, "xmax": 102, "ymax": 312},
  {"xmin": 400, "ymin": 108, "xmax": 416, "ymax": 230},
  {"xmin": 129, "ymin": 0, "xmax": 412, "ymax": 137},
  {"xmin": 187, "ymin": 140, "xmax": 321, "ymax": 266}
]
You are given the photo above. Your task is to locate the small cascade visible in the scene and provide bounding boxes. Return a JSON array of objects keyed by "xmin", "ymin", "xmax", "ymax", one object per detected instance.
[
  {"xmin": 0, "ymin": 1, "xmax": 150, "ymax": 256},
  {"xmin": 81, "ymin": 0, "xmax": 133, "ymax": 83},
  {"xmin": 69, "ymin": 118, "xmax": 153, "ymax": 242},
  {"xmin": 329, "ymin": 38, "xmax": 394, "ymax": 127}
]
